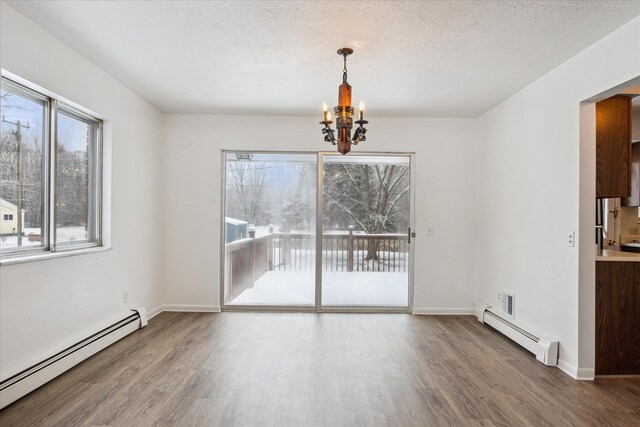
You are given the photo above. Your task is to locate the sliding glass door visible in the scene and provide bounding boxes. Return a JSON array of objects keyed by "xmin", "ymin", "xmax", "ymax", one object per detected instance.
[
  {"xmin": 321, "ymin": 155, "xmax": 411, "ymax": 308},
  {"xmin": 221, "ymin": 151, "xmax": 413, "ymax": 311},
  {"xmin": 222, "ymin": 153, "xmax": 317, "ymax": 307}
]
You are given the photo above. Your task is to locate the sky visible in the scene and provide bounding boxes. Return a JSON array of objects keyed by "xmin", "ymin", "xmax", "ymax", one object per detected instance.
[
  {"xmin": 1, "ymin": 89, "xmax": 45, "ymax": 149},
  {"xmin": 1, "ymin": 88, "xmax": 89, "ymax": 153}
]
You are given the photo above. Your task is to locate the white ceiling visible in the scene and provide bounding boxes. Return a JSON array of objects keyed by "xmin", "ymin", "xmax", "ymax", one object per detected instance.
[{"xmin": 6, "ymin": 0, "xmax": 640, "ymax": 117}]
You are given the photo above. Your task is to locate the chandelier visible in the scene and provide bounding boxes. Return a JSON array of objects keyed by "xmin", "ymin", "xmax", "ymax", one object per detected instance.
[{"xmin": 319, "ymin": 48, "xmax": 368, "ymax": 155}]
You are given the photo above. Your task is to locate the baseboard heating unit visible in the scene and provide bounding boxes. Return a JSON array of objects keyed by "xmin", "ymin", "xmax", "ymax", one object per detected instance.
[
  {"xmin": 0, "ymin": 307, "xmax": 147, "ymax": 409},
  {"xmin": 477, "ymin": 304, "xmax": 558, "ymax": 366}
]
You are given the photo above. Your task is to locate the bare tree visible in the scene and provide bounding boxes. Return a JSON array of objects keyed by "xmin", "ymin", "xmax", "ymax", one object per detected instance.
[
  {"xmin": 226, "ymin": 161, "xmax": 270, "ymax": 224},
  {"xmin": 56, "ymin": 142, "xmax": 88, "ymax": 226},
  {"xmin": 1, "ymin": 90, "xmax": 48, "ymax": 237},
  {"xmin": 0, "ymin": 121, "xmax": 45, "ymax": 230},
  {"xmin": 323, "ymin": 163, "xmax": 410, "ymax": 260}
]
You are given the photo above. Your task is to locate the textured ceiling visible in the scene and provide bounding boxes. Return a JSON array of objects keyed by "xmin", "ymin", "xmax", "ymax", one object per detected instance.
[{"xmin": 6, "ymin": 1, "xmax": 640, "ymax": 117}]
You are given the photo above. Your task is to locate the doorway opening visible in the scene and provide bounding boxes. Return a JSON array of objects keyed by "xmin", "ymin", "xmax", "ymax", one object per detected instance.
[{"xmin": 579, "ymin": 76, "xmax": 640, "ymax": 377}]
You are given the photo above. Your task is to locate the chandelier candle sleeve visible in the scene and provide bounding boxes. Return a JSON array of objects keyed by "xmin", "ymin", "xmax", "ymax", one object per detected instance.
[
  {"xmin": 318, "ymin": 47, "xmax": 369, "ymax": 155},
  {"xmin": 338, "ymin": 81, "xmax": 352, "ymax": 108}
]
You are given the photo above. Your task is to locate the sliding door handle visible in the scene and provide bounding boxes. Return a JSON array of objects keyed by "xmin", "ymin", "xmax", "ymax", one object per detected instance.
[{"xmin": 408, "ymin": 227, "xmax": 416, "ymax": 243}]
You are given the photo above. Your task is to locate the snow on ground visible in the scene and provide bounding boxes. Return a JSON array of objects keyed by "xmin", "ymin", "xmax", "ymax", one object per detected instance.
[
  {"xmin": 0, "ymin": 226, "xmax": 87, "ymax": 250},
  {"xmin": 229, "ymin": 270, "xmax": 409, "ymax": 307},
  {"xmin": 0, "ymin": 228, "xmax": 43, "ymax": 250}
]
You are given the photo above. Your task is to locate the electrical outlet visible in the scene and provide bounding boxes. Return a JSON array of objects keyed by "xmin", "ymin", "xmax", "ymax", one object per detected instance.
[
  {"xmin": 426, "ymin": 226, "xmax": 434, "ymax": 236},
  {"xmin": 123, "ymin": 290, "xmax": 128, "ymax": 304},
  {"xmin": 497, "ymin": 292, "xmax": 503, "ymax": 301},
  {"xmin": 568, "ymin": 231, "xmax": 575, "ymax": 247}
]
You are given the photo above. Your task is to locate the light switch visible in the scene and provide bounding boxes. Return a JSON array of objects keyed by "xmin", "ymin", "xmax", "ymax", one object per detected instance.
[{"xmin": 426, "ymin": 226, "xmax": 434, "ymax": 236}]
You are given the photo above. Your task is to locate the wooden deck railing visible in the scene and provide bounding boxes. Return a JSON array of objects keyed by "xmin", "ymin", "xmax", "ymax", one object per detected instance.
[
  {"xmin": 225, "ymin": 229, "xmax": 409, "ymax": 301},
  {"xmin": 224, "ymin": 233, "xmax": 270, "ymax": 301}
]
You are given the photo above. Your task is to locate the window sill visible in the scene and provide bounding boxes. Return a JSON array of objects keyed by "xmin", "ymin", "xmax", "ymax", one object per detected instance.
[{"xmin": 0, "ymin": 246, "xmax": 112, "ymax": 266}]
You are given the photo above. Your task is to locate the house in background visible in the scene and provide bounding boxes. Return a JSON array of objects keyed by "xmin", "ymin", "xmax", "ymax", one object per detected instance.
[{"xmin": 0, "ymin": 198, "xmax": 23, "ymax": 236}]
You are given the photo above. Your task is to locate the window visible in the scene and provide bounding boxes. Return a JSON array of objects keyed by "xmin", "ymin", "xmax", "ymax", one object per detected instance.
[
  {"xmin": 0, "ymin": 75, "xmax": 102, "ymax": 259},
  {"xmin": 56, "ymin": 107, "xmax": 101, "ymax": 246}
]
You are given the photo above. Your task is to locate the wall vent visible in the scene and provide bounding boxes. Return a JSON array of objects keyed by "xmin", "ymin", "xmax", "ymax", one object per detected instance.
[{"xmin": 502, "ymin": 292, "xmax": 514, "ymax": 318}]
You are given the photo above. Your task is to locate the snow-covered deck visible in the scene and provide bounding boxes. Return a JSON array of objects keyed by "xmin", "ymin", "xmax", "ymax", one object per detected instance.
[{"xmin": 229, "ymin": 270, "xmax": 409, "ymax": 307}]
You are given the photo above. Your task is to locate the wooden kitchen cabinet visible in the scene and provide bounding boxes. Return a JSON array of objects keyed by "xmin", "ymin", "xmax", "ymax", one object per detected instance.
[
  {"xmin": 596, "ymin": 96, "xmax": 632, "ymax": 198},
  {"xmin": 622, "ymin": 142, "xmax": 640, "ymax": 207},
  {"xmin": 595, "ymin": 261, "xmax": 640, "ymax": 375}
]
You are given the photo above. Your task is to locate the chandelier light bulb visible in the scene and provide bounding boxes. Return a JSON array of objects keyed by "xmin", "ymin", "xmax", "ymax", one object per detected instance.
[{"xmin": 322, "ymin": 102, "xmax": 329, "ymax": 121}]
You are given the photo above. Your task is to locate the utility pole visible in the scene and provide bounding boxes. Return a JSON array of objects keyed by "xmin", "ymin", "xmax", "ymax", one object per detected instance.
[{"xmin": 2, "ymin": 115, "xmax": 30, "ymax": 247}]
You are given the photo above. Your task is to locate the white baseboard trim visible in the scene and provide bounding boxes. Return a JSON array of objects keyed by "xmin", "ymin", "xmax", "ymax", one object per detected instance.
[
  {"xmin": 152, "ymin": 305, "xmax": 471, "ymax": 316},
  {"xmin": 147, "ymin": 305, "xmax": 164, "ymax": 320},
  {"xmin": 557, "ymin": 359, "xmax": 580, "ymax": 379},
  {"xmin": 162, "ymin": 304, "xmax": 221, "ymax": 313},
  {"xmin": 576, "ymin": 367, "xmax": 595, "ymax": 380},
  {"xmin": 412, "ymin": 307, "xmax": 476, "ymax": 315}
]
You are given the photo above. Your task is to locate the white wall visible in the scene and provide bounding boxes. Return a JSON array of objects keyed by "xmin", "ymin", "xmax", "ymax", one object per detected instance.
[
  {"xmin": 0, "ymin": 2, "xmax": 164, "ymax": 378},
  {"xmin": 477, "ymin": 16, "xmax": 640, "ymax": 377},
  {"xmin": 162, "ymin": 115, "xmax": 477, "ymax": 313}
]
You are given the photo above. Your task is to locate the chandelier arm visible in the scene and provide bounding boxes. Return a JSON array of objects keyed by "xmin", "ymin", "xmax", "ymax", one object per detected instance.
[
  {"xmin": 321, "ymin": 122, "xmax": 337, "ymax": 145},
  {"xmin": 352, "ymin": 127, "xmax": 361, "ymax": 144},
  {"xmin": 352, "ymin": 120, "xmax": 368, "ymax": 144}
]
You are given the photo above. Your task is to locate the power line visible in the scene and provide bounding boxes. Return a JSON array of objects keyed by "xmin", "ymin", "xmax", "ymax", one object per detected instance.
[{"xmin": 2, "ymin": 115, "xmax": 31, "ymax": 247}]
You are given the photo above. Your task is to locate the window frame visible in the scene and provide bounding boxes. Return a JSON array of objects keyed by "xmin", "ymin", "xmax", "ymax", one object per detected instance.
[
  {"xmin": 53, "ymin": 103, "xmax": 103, "ymax": 251},
  {"xmin": 0, "ymin": 74, "xmax": 103, "ymax": 260}
]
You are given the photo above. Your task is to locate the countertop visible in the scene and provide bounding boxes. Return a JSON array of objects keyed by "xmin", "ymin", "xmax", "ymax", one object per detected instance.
[
  {"xmin": 596, "ymin": 249, "xmax": 640, "ymax": 262},
  {"xmin": 620, "ymin": 242, "xmax": 640, "ymax": 248}
]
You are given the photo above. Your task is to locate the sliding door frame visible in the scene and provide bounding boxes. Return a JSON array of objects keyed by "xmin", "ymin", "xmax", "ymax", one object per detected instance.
[
  {"xmin": 219, "ymin": 150, "xmax": 416, "ymax": 313},
  {"xmin": 317, "ymin": 151, "xmax": 415, "ymax": 313},
  {"xmin": 219, "ymin": 150, "xmax": 318, "ymax": 312}
]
